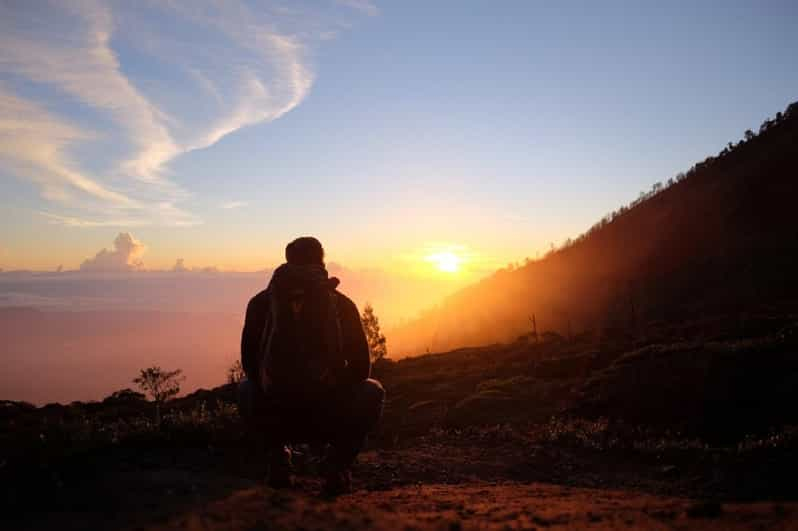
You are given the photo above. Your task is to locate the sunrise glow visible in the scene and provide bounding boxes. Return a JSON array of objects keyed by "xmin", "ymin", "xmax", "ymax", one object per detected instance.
[{"xmin": 426, "ymin": 251, "xmax": 461, "ymax": 273}]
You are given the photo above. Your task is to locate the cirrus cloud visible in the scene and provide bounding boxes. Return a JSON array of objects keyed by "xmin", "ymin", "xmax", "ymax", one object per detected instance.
[{"xmin": 0, "ymin": 0, "xmax": 364, "ymax": 228}]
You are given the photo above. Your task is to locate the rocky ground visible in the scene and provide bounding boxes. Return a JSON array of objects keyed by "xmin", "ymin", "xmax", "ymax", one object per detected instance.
[
  {"xmin": 5, "ymin": 327, "xmax": 798, "ymax": 530},
  {"xmin": 7, "ymin": 430, "xmax": 798, "ymax": 530},
  {"xmin": 148, "ymin": 481, "xmax": 797, "ymax": 531}
]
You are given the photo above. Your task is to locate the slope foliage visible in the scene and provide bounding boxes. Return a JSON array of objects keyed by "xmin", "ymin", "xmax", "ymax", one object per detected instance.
[{"xmin": 392, "ymin": 101, "xmax": 798, "ymax": 354}]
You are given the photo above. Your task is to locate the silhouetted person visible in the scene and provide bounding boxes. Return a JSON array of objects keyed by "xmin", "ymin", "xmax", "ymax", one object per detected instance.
[{"xmin": 239, "ymin": 237, "xmax": 384, "ymax": 495}]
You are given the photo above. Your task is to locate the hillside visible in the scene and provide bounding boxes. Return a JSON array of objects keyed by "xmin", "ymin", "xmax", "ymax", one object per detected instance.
[
  {"xmin": 392, "ymin": 101, "xmax": 798, "ymax": 355},
  {"xmin": 4, "ymin": 322, "xmax": 798, "ymax": 529}
]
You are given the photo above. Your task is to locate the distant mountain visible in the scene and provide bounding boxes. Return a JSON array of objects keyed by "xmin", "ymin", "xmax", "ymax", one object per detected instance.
[{"xmin": 392, "ymin": 101, "xmax": 798, "ymax": 355}]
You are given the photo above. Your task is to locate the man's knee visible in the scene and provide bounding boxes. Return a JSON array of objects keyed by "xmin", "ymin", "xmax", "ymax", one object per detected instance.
[
  {"xmin": 361, "ymin": 378, "xmax": 385, "ymax": 403},
  {"xmin": 357, "ymin": 378, "xmax": 385, "ymax": 426}
]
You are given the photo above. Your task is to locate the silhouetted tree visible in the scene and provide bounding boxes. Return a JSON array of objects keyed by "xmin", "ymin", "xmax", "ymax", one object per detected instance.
[
  {"xmin": 529, "ymin": 314, "xmax": 538, "ymax": 343},
  {"xmin": 744, "ymin": 129, "xmax": 755, "ymax": 142},
  {"xmin": 227, "ymin": 359, "xmax": 245, "ymax": 384},
  {"xmin": 361, "ymin": 304, "xmax": 387, "ymax": 362},
  {"xmin": 133, "ymin": 366, "xmax": 184, "ymax": 424}
]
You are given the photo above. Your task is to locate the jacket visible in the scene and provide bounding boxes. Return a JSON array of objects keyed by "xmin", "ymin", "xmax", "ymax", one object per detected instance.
[{"xmin": 240, "ymin": 264, "xmax": 371, "ymax": 389}]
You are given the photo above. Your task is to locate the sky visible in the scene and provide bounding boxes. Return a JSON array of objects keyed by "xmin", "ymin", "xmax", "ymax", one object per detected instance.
[{"xmin": 1, "ymin": 0, "xmax": 797, "ymax": 278}]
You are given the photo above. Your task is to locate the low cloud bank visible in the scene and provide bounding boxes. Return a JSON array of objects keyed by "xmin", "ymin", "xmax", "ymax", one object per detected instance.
[
  {"xmin": 2, "ymin": 233, "xmax": 474, "ymax": 359},
  {"xmin": 80, "ymin": 233, "xmax": 146, "ymax": 272}
]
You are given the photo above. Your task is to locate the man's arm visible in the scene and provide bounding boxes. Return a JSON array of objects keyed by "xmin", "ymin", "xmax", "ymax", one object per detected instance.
[
  {"xmin": 338, "ymin": 294, "xmax": 371, "ymax": 384},
  {"xmin": 241, "ymin": 289, "xmax": 269, "ymax": 381}
]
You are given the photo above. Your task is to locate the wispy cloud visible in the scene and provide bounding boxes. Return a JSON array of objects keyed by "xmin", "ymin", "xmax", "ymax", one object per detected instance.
[
  {"xmin": 0, "ymin": 87, "xmax": 132, "ymax": 205},
  {"xmin": 0, "ymin": 1, "xmax": 179, "ymax": 184},
  {"xmin": 0, "ymin": 0, "xmax": 364, "ymax": 227},
  {"xmin": 220, "ymin": 201, "xmax": 248, "ymax": 210},
  {"xmin": 336, "ymin": 0, "xmax": 379, "ymax": 17}
]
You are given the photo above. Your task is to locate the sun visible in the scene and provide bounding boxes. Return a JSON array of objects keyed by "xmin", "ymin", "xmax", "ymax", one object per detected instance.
[{"xmin": 426, "ymin": 251, "xmax": 461, "ymax": 273}]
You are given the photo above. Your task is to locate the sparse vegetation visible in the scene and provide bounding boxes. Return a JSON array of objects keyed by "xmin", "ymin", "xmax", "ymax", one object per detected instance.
[
  {"xmin": 4, "ymin": 323, "xmax": 798, "ymax": 525},
  {"xmin": 133, "ymin": 366, "xmax": 185, "ymax": 424},
  {"xmin": 227, "ymin": 359, "xmax": 245, "ymax": 384},
  {"xmin": 361, "ymin": 303, "xmax": 388, "ymax": 362}
]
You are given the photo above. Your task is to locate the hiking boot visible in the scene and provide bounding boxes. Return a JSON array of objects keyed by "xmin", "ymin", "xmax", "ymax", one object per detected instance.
[
  {"xmin": 322, "ymin": 467, "xmax": 352, "ymax": 497},
  {"xmin": 267, "ymin": 446, "xmax": 294, "ymax": 489}
]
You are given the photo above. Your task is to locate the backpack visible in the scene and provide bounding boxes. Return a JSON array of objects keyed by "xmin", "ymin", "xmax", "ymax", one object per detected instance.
[{"xmin": 258, "ymin": 272, "xmax": 343, "ymax": 393}]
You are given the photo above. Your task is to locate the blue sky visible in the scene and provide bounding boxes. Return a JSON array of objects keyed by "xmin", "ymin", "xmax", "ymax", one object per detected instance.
[{"xmin": 1, "ymin": 0, "xmax": 796, "ymax": 273}]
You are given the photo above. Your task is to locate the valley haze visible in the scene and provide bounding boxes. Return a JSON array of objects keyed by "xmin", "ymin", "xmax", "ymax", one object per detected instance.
[{"xmin": 0, "ymin": 262, "xmax": 471, "ymax": 404}]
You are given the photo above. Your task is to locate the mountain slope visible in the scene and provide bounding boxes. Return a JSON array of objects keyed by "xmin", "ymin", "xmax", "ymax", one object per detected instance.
[{"xmin": 392, "ymin": 101, "xmax": 798, "ymax": 355}]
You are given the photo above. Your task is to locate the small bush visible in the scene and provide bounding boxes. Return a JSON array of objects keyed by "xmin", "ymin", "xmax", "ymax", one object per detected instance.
[
  {"xmin": 737, "ymin": 426, "xmax": 798, "ymax": 453},
  {"xmin": 537, "ymin": 416, "xmax": 707, "ymax": 453}
]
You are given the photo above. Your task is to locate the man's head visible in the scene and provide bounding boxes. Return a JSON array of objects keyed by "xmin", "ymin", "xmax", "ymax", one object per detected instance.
[{"xmin": 285, "ymin": 237, "xmax": 325, "ymax": 266}]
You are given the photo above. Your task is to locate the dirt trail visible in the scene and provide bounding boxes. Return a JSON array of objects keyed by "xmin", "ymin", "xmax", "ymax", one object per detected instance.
[
  {"xmin": 7, "ymin": 437, "xmax": 797, "ymax": 530},
  {"xmin": 147, "ymin": 481, "xmax": 797, "ymax": 530}
]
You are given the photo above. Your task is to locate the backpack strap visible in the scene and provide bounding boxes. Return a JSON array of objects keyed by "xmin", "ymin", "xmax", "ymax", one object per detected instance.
[
  {"xmin": 257, "ymin": 290, "xmax": 277, "ymax": 391},
  {"xmin": 328, "ymin": 290, "xmax": 343, "ymax": 356}
]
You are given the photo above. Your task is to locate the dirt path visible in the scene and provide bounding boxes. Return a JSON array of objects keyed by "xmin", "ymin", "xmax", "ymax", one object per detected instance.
[
  {"xmin": 146, "ymin": 481, "xmax": 797, "ymax": 530},
  {"xmin": 7, "ymin": 438, "xmax": 797, "ymax": 530}
]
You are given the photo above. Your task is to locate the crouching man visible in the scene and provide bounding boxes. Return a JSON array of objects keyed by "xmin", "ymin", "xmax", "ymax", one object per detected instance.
[{"xmin": 239, "ymin": 237, "xmax": 384, "ymax": 495}]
